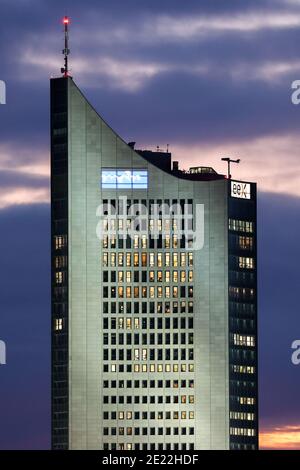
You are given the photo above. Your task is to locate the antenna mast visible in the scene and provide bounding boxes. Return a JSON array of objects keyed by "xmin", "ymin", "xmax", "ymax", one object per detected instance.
[
  {"xmin": 221, "ymin": 157, "xmax": 241, "ymax": 179},
  {"xmin": 61, "ymin": 16, "xmax": 71, "ymax": 78}
]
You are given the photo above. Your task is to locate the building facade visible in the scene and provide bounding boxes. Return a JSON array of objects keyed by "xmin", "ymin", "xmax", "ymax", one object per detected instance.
[{"xmin": 51, "ymin": 76, "xmax": 258, "ymax": 450}]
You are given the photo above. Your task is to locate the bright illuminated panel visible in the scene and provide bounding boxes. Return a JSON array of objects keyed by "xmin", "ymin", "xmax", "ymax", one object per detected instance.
[
  {"xmin": 231, "ymin": 181, "xmax": 251, "ymax": 200},
  {"xmin": 101, "ymin": 169, "xmax": 148, "ymax": 189}
]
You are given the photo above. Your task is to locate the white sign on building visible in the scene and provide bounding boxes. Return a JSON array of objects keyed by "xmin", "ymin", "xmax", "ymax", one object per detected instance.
[{"xmin": 231, "ymin": 181, "xmax": 251, "ymax": 200}]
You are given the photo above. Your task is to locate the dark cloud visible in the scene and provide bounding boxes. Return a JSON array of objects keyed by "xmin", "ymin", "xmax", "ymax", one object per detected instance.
[
  {"xmin": 0, "ymin": 204, "xmax": 50, "ymax": 450},
  {"xmin": 258, "ymin": 192, "xmax": 300, "ymax": 425},
  {"xmin": 0, "ymin": 170, "xmax": 48, "ymax": 189}
]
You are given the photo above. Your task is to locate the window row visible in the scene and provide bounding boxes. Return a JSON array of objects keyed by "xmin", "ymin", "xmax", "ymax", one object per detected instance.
[
  {"xmin": 230, "ymin": 412, "xmax": 255, "ymax": 421},
  {"xmin": 231, "ymin": 365, "xmax": 255, "ymax": 374},
  {"xmin": 238, "ymin": 236, "xmax": 253, "ymax": 251},
  {"xmin": 54, "ymin": 235, "xmax": 67, "ymax": 250},
  {"xmin": 54, "ymin": 256, "xmax": 67, "ymax": 268},
  {"xmin": 229, "ymin": 302, "xmax": 255, "ymax": 316},
  {"xmin": 103, "ymin": 301, "xmax": 194, "ymax": 315},
  {"xmin": 103, "ymin": 443, "xmax": 195, "ymax": 451},
  {"xmin": 103, "ymin": 332, "xmax": 194, "ymax": 346},
  {"xmin": 229, "ymin": 287, "xmax": 255, "ymax": 300},
  {"xmin": 238, "ymin": 257, "xmax": 255, "ymax": 270},
  {"xmin": 102, "ymin": 234, "xmax": 190, "ymax": 250},
  {"xmin": 103, "ymin": 270, "xmax": 194, "ymax": 283},
  {"xmin": 229, "ymin": 219, "xmax": 254, "ymax": 234},
  {"xmin": 238, "ymin": 397, "xmax": 256, "ymax": 405},
  {"xmin": 103, "ymin": 252, "xmax": 193, "ymax": 268},
  {"xmin": 103, "ymin": 379, "xmax": 194, "ymax": 389},
  {"xmin": 230, "ymin": 427, "xmax": 256, "ymax": 437},
  {"xmin": 103, "ymin": 426, "xmax": 195, "ymax": 436},
  {"xmin": 103, "ymin": 316, "xmax": 194, "ymax": 330},
  {"xmin": 102, "ymin": 217, "xmax": 191, "ymax": 233},
  {"xmin": 103, "ymin": 395, "xmax": 195, "ymax": 405},
  {"xmin": 103, "ymin": 363, "xmax": 195, "ymax": 373},
  {"xmin": 103, "ymin": 410, "xmax": 195, "ymax": 420},
  {"xmin": 103, "ymin": 286, "xmax": 194, "ymax": 299},
  {"xmin": 103, "ymin": 348, "xmax": 194, "ymax": 361},
  {"xmin": 101, "ymin": 198, "xmax": 193, "ymax": 213},
  {"xmin": 232, "ymin": 334, "xmax": 255, "ymax": 347}
]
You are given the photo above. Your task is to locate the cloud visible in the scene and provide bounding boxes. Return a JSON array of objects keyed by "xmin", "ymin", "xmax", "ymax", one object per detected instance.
[
  {"xmin": 20, "ymin": 51, "xmax": 172, "ymax": 91},
  {"xmin": 149, "ymin": 11, "xmax": 300, "ymax": 40},
  {"xmin": 171, "ymin": 132, "xmax": 300, "ymax": 197},
  {"xmin": 260, "ymin": 424, "xmax": 300, "ymax": 449},
  {"xmin": 0, "ymin": 144, "xmax": 49, "ymax": 209}
]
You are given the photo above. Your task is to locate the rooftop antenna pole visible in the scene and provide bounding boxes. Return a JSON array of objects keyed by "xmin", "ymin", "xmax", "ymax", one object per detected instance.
[
  {"xmin": 221, "ymin": 157, "xmax": 240, "ymax": 179},
  {"xmin": 61, "ymin": 16, "xmax": 71, "ymax": 77}
]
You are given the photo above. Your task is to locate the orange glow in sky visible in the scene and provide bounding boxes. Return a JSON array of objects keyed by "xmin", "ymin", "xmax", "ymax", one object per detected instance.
[{"xmin": 260, "ymin": 425, "xmax": 300, "ymax": 450}]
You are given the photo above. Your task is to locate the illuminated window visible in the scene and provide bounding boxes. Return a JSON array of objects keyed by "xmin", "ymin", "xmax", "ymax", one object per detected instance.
[
  {"xmin": 165, "ymin": 253, "xmax": 170, "ymax": 267},
  {"xmin": 150, "ymin": 287, "xmax": 155, "ymax": 298},
  {"xmin": 55, "ymin": 318, "xmax": 63, "ymax": 331},
  {"xmin": 233, "ymin": 334, "xmax": 255, "ymax": 347},
  {"xmin": 55, "ymin": 235, "xmax": 67, "ymax": 250},
  {"xmin": 103, "ymin": 253, "xmax": 108, "ymax": 267},
  {"xmin": 126, "ymin": 253, "xmax": 131, "ymax": 267},
  {"xmin": 101, "ymin": 169, "xmax": 148, "ymax": 189},
  {"xmin": 55, "ymin": 272, "xmax": 64, "ymax": 284},
  {"xmin": 141, "ymin": 235, "xmax": 147, "ymax": 249},
  {"xmin": 165, "ymin": 235, "xmax": 170, "ymax": 248},
  {"xmin": 181, "ymin": 271, "xmax": 186, "ymax": 283},
  {"xmin": 239, "ymin": 257, "xmax": 254, "ymax": 269},
  {"xmin": 126, "ymin": 271, "xmax": 131, "ymax": 283},
  {"xmin": 173, "ymin": 253, "xmax": 178, "ymax": 267},
  {"xmin": 118, "ymin": 253, "xmax": 124, "ymax": 266},
  {"xmin": 149, "ymin": 271, "xmax": 155, "ymax": 282},
  {"xmin": 173, "ymin": 271, "xmax": 178, "ymax": 283},
  {"xmin": 126, "ymin": 287, "xmax": 132, "ymax": 298},
  {"xmin": 239, "ymin": 236, "xmax": 253, "ymax": 250},
  {"xmin": 118, "ymin": 272, "xmax": 124, "ymax": 282},
  {"xmin": 142, "ymin": 349, "xmax": 147, "ymax": 360},
  {"xmin": 188, "ymin": 253, "xmax": 193, "ymax": 266},
  {"xmin": 188, "ymin": 271, "xmax": 193, "ymax": 282},
  {"xmin": 134, "ymin": 235, "xmax": 139, "ymax": 249},
  {"xmin": 142, "ymin": 287, "xmax": 147, "ymax": 298},
  {"xmin": 134, "ymin": 253, "xmax": 139, "ymax": 267},
  {"xmin": 141, "ymin": 253, "xmax": 147, "ymax": 267},
  {"xmin": 173, "ymin": 235, "xmax": 178, "ymax": 248},
  {"xmin": 180, "ymin": 253, "xmax": 186, "ymax": 267},
  {"xmin": 157, "ymin": 253, "xmax": 163, "ymax": 267},
  {"xmin": 229, "ymin": 219, "xmax": 253, "ymax": 233}
]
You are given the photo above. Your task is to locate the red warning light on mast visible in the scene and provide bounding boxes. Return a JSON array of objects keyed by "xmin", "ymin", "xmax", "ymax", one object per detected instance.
[{"xmin": 63, "ymin": 16, "xmax": 70, "ymax": 25}]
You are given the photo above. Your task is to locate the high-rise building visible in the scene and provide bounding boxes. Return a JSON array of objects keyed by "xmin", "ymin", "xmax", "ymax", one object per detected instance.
[{"xmin": 51, "ymin": 76, "xmax": 258, "ymax": 450}]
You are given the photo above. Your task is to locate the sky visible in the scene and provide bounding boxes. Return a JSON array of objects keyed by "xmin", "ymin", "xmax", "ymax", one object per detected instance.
[{"xmin": 0, "ymin": 0, "xmax": 300, "ymax": 450}]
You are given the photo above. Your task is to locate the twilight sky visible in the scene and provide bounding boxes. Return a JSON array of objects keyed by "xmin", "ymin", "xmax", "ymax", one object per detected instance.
[{"xmin": 1, "ymin": 0, "xmax": 300, "ymax": 449}]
